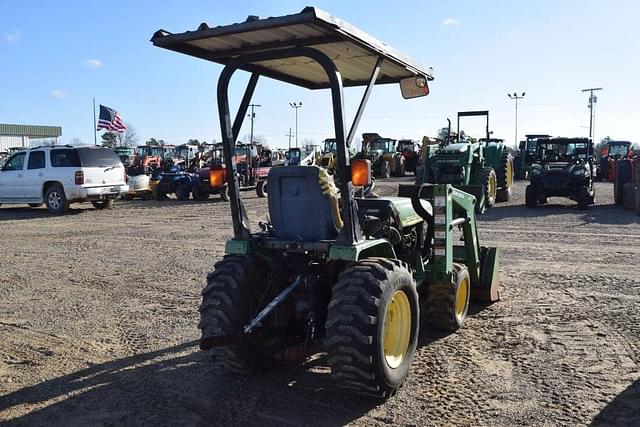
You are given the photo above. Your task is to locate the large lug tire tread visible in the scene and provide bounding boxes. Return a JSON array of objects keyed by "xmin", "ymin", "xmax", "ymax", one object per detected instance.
[
  {"xmin": 325, "ymin": 258, "xmax": 419, "ymax": 399},
  {"xmin": 192, "ymin": 186, "xmax": 209, "ymax": 201},
  {"xmin": 479, "ymin": 167, "xmax": 497, "ymax": 213},
  {"xmin": 577, "ymin": 185, "xmax": 591, "ymax": 210},
  {"xmin": 424, "ymin": 263, "xmax": 470, "ymax": 333},
  {"xmin": 175, "ymin": 183, "xmax": 191, "ymax": 201},
  {"xmin": 198, "ymin": 255, "xmax": 280, "ymax": 375},
  {"xmin": 525, "ymin": 184, "xmax": 538, "ymax": 208},
  {"xmin": 496, "ymin": 151, "xmax": 513, "ymax": 202}
]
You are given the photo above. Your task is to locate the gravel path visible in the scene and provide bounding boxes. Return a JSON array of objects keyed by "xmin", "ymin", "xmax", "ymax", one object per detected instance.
[{"xmin": 0, "ymin": 180, "xmax": 638, "ymax": 426}]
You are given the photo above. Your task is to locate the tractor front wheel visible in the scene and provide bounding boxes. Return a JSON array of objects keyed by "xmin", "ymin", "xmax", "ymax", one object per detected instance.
[
  {"xmin": 199, "ymin": 255, "xmax": 282, "ymax": 374},
  {"xmin": 326, "ymin": 258, "xmax": 419, "ymax": 399},
  {"xmin": 479, "ymin": 167, "xmax": 497, "ymax": 213},
  {"xmin": 577, "ymin": 185, "xmax": 591, "ymax": 210},
  {"xmin": 525, "ymin": 184, "xmax": 538, "ymax": 208},
  {"xmin": 496, "ymin": 151, "xmax": 513, "ymax": 202},
  {"xmin": 175, "ymin": 183, "xmax": 191, "ymax": 201},
  {"xmin": 425, "ymin": 263, "xmax": 470, "ymax": 332},
  {"xmin": 256, "ymin": 180, "xmax": 267, "ymax": 198}
]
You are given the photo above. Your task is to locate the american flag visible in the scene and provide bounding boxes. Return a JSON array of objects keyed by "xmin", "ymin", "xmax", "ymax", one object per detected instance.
[{"xmin": 97, "ymin": 104, "xmax": 127, "ymax": 132}]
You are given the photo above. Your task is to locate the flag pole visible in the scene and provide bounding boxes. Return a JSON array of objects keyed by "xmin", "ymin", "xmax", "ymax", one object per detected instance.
[{"xmin": 93, "ymin": 98, "xmax": 98, "ymax": 146}]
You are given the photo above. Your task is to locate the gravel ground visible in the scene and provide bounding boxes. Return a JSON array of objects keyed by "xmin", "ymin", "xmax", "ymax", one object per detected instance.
[{"xmin": 0, "ymin": 179, "xmax": 638, "ymax": 426}]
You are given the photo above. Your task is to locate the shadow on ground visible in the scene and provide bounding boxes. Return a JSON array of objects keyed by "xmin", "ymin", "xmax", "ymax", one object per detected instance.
[
  {"xmin": 0, "ymin": 206, "xmax": 83, "ymax": 221},
  {"xmin": 0, "ymin": 341, "xmax": 378, "ymax": 426},
  {"xmin": 483, "ymin": 202, "xmax": 640, "ymax": 225},
  {"xmin": 591, "ymin": 378, "xmax": 640, "ymax": 426}
]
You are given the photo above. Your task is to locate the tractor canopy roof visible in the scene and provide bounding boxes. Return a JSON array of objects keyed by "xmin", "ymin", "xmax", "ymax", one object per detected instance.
[
  {"xmin": 608, "ymin": 140, "xmax": 632, "ymax": 146},
  {"xmin": 525, "ymin": 134, "xmax": 551, "ymax": 139},
  {"xmin": 151, "ymin": 6, "xmax": 433, "ymax": 89}
]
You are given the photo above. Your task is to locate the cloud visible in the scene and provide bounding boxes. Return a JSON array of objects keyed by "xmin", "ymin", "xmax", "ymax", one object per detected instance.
[
  {"xmin": 442, "ymin": 17, "xmax": 460, "ymax": 26},
  {"xmin": 85, "ymin": 58, "xmax": 103, "ymax": 68},
  {"xmin": 50, "ymin": 90, "xmax": 67, "ymax": 99},
  {"xmin": 4, "ymin": 30, "xmax": 21, "ymax": 43}
]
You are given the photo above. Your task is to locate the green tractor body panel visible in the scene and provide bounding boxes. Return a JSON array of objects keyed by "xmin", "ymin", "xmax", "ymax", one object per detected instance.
[
  {"xmin": 328, "ymin": 239, "xmax": 396, "ymax": 261},
  {"xmin": 225, "ymin": 239, "xmax": 255, "ymax": 255},
  {"xmin": 483, "ymin": 141, "xmax": 504, "ymax": 171},
  {"xmin": 377, "ymin": 196, "xmax": 424, "ymax": 228}
]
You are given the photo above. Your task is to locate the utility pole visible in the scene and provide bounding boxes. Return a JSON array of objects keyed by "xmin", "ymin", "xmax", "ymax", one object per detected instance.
[
  {"xmin": 507, "ymin": 92, "xmax": 525, "ymax": 150},
  {"xmin": 289, "ymin": 102, "xmax": 302, "ymax": 147},
  {"xmin": 286, "ymin": 128, "xmax": 294, "ymax": 150},
  {"xmin": 582, "ymin": 87, "xmax": 602, "ymax": 142},
  {"xmin": 247, "ymin": 104, "xmax": 261, "ymax": 144}
]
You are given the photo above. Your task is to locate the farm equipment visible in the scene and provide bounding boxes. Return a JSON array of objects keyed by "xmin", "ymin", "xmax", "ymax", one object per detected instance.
[
  {"xmin": 359, "ymin": 133, "xmax": 405, "ymax": 178},
  {"xmin": 599, "ymin": 140, "xmax": 632, "ymax": 182},
  {"xmin": 114, "ymin": 146, "xmax": 135, "ymax": 168},
  {"xmin": 192, "ymin": 144, "xmax": 230, "ymax": 201},
  {"xmin": 134, "ymin": 144, "xmax": 176, "ymax": 174},
  {"xmin": 417, "ymin": 111, "xmax": 514, "ymax": 213},
  {"xmin": 152, "ymin": 6, "xmax": 500, "ymax": 399},
  {"xmin": 175, "ymin": 143, "xmax": 200, "ymax": 169},
  {"xmin": 515, "ymin": 134, "xmax": 551, "ymax": 179},
  {"xmin": 235, "ymin": 143, "xmax": 270, "ymax": 197},
  {"xmin": 613, "ymin": 153, "xmax": 639, "ymax": 205},
  {"xmin": 397, "ymin": 139, "xmax": 420, "ymax": 175},
  {"xmin": 151, "ymin": 160, "xmax": 198, "ymax": 201},
  {"xmin": 286, "ymin": 145, "xmax": 321, "ymax": 166},
  {"xmin": 525, "ymin": 137, "xmax": 596, "ymax": 210}
]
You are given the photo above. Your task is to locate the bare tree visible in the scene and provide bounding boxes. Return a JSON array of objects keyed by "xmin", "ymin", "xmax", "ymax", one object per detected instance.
[
  {"xmin": 70, "ymin": 137, "xmax": 83, "ymax": 145},
  {"xmin": 117, "ymin": 123, "xmax": 139, "ymax": 147},
  {"xmin": 243, "ymin": 134, "xmax": 266, "ymax": 144}
]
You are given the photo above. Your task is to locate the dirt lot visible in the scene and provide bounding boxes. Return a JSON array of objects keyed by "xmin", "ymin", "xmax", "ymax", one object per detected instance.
[{"xmin": 0, "ymin": 179, "xmax": 638, "ymax": 426}]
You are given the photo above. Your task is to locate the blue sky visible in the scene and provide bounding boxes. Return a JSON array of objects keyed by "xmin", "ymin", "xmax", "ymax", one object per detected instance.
[{"xmin": 1, "ymin": 0, "xmax": 638, "ymax": 149}]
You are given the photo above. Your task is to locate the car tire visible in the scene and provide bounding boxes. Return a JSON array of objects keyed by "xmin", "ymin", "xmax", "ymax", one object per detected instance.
[
  {"xmin": 45, "ymin": 185, "xmax": 69, "ymax": 214},
  {"xmin": 525, "ymin": 184, "xmax": 538, "ymax": 208},
  {"xmin": 256, "ymin": 180, "xmax": 267, "ymax": 198},
  {"xmin": 176, "ymin": 183, "xmax": 191, "ymax": 201},
  {"xmin": 92, "ymin": 200, "xmax": 114, "ymax": 210}
]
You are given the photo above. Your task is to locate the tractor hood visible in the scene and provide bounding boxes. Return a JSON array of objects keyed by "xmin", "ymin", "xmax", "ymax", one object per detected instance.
[{"xmin": 440, "ymin": 143, "xmax": 469, "ymax": 154}]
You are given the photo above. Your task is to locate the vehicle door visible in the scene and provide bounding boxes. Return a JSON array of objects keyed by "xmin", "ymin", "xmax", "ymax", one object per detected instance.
[
  {"xmin": 0, "ymin": 151, "xmax": 27, "ymax": 199},
  {"xmin": 23, "ymin": 150, "xmax": 46, "ymax": 199}
]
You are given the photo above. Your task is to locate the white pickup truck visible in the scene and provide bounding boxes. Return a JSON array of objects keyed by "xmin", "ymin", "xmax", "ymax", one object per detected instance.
[{"xmin": 0, "ymin": 145, "xmax": 128, "ymax": 213}]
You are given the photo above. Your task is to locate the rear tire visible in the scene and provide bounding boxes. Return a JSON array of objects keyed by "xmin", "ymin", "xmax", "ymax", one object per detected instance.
[
  {"xmin": 45, "ymin": 185, "xmax": 69, "ymax": 214},
  {"xmin": 326, "ymin": 258, "xmax": 419, "ymax": 399},
  {"xmin": 192, "ymin": 185, "xmax": 209, "ymax": 201},
  {"xmin": 175, "ymin": 183, "xmax": 191, "ymax": 201},
  {"xmin": 219, "ymin": 185, "xmax": 229, "ymax": 202},
  {"xmin": 153, "ymin": 186, "xmax": 167, "ymax": 201},
  {"xmin": 577, "ymin": 185, "xmax": 590, "ymax": 210},
  {"xmin": 614, "ymin": 160, "xmax": 631, "ymax": 205},
  {"xmin": 479, "ymin": 167, "xmax": 497, "ymax": 213},
  {"xmin": 256, "ymin": 180, "xmax": 267, "ymax": 198},
  {"xmin": 525, "ymin": 184, "xmax": 538, "ymax": 208},
  {"xmin": 199, "ymin": 255, "xmax": 282, "ymax": 374},
  {"xmin": 425, "ymin": 263, "xmax": 470, "ymax": 332},
  {"xmin": 92, "ymin": 199, "xmax": 114, "ymax": 210},
  {"xmin": 496, "ymin": 151, "xmax": 513, "ymax": 202}
]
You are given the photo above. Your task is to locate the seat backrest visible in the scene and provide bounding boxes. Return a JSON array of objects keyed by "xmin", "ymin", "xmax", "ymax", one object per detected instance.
[{"xmin": 267, "ymin": 166, "xmax": 338, "ymax": 241}]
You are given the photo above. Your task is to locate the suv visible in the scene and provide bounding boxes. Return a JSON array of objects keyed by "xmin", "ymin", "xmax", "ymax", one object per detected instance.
[
  {"xmin": 0, "ymin": 145, "xmax": 128, "ymax": 213},
  {"xmin": 525, "ymin": 137, "xmax": 595, "ymax": 210}
]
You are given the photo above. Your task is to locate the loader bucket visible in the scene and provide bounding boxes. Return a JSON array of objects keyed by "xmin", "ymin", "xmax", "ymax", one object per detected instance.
[{"xmin": 471, "ymin": 246, "xmax": 500, "ymax": 303}]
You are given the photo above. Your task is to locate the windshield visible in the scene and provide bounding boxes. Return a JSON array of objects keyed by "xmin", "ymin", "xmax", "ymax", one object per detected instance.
[
  {"xmin": 369, "ymin": 140, "xmax": 394, "ymax": 152},
  {"xmin": 608, "ymin": 144, "xmax": 629, "ymax": 157},
  {"xmin": 526, "ymin": 140, "xmax": 538, "ymax": 153},
  {"xmin": 323, "ymin": 139, "xmax": 336, "ymax": 153},
  {"xmin": 398, "ymin": 141, "xmax": 414, "ymax": 151},
  {"xmin": 136, "ymin": 146, "xmax": 163, "ymax": 157},
  {"xmin": 538, "ymin": 141, "xmax": 590, "ymax": 162},
  {"xmin": 76, "ymin": 147, "xmax": 122, "ymax": 167}
]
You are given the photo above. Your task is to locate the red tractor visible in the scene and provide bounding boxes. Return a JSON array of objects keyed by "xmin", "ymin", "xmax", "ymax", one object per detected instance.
[
  {"xmin": 397, "ymin": 139, "xmax": 421, "ymax": 174},
  {"xmin": 599, "ymin": 140, "xmax": 632, "ymax": 182},
  {"xmin": 133, "ymin": 144, "xmax": 176, "ymax": 174},
  {"xmin": 614, "ymin": 151, "xmax": 639, "ymax": 206}
]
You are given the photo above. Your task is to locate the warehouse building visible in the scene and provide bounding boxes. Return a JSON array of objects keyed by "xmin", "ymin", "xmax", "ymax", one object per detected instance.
[{"xmin": 0, "ymin": 123, "xmax": 62, "ymax": 152}]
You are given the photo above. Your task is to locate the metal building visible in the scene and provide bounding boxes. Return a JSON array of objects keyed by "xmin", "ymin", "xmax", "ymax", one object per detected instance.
[{"xmin": 0, "ymin": 123, "xmax": 62, "ymax": 152}]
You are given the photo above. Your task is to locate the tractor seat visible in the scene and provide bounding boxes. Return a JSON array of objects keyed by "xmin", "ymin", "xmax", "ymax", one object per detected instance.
[{"xmin": 267, "ymin": 166, "xmax": 339, "ymax": 241}]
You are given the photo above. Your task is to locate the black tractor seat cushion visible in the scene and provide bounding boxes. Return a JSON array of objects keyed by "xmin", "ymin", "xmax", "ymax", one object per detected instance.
[{"xmin": 267, "ymin": 166, "xmax": 339, "ymax": 241}]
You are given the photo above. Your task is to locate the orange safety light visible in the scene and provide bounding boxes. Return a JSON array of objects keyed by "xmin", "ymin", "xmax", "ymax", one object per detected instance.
[
  {"xmin": 209, "ymin": 168, "xmax": 225, "ymax": 188},
  {"xmin": 351, "ymin": 159, "xmax": 371, "ymax": 187}
]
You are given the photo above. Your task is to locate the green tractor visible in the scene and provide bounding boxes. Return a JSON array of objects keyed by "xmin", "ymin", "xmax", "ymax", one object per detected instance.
[
  {"xmin": 515, "ymin": 134, "xmax": 551, "ymax": 179},
  {"xmin": 358, "ymin": 133, "xmax": 406, "ymax": 178},
  {"xmin": 417, "ymin": 111, "xmax": 514, "ymax": 213},
  {"xmin": 152, "ymin": 6, "xmax": 500, "ymax": 399}
]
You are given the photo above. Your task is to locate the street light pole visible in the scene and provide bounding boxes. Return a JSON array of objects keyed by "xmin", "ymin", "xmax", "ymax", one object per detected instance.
[
  {"xmin": 507, "ymin": 92, "xmax": 526, "ymax": 149},
  {"xmin": 581, "ymin": 87, "xmax": 602, "ymax": 141},
  {"xmin": 247, "ymin": 103, "xmax": 261, "ymax": 144},
  {"xmin": 289, "ymin": 102, "xmax": 302, "ymax": 148}
]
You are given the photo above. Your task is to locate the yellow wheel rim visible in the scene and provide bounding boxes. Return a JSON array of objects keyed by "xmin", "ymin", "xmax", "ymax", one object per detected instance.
[
  {"xmin": 455, "ymin": 276, "xmax": 470, "ymax": 321},
  {"xmin": 489, "ymin": 174, "xmax": 497, "ymax": 200},
  {"xmin": 383, "ymin": 290, "xmax": 412, "ymax": 369},
  {"xmin": 506, "ymin": 159, "xmax": 513, "ymax": 188}
]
